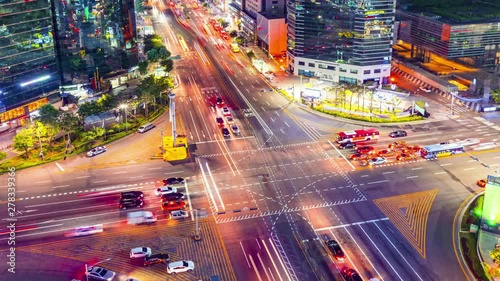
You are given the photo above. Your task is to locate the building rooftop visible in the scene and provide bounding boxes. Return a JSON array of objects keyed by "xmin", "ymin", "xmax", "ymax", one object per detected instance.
[{"xmin": 399, "ymin": 0, "xmax": 500, "ymax": 24}]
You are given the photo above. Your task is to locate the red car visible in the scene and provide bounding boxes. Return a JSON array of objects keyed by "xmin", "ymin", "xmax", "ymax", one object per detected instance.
[
  {"xmin": 377, "ymin": 149, "xmax": 397, "ymax": 157},
  {"xmin": 216, "ymin": 117, "xmax": 224, "ymax": 128},
  {"xmin": 161, "ymin": 201, "xmax": 186, "ymax": 212},
  {"xmin": 357, "ymin": 146, "xmax": 374, "ymax": 154},
  {"xmin": 477, "ymin": 179, "xmax": 486, "ymax": 188},
  {"xmin": 388, "ymin": 141, "xmax": 407, "ymax": 150}
]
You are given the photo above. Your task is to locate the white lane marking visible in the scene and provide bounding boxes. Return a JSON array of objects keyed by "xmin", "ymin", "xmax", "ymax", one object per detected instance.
[
  {"xmin": 284, "ymin": 122, "xmax": 290, "ymax": 128},
  {"xmin": 240, "ymin": 241, "xmax": 251, "ymax": 268},
  {"xmin": 184, "ymin": 180, "xmax": 193, "ymax": 221},
  {"xmin": 113, "ymin": 171, "xmax": 127, "ymax": 174},
  {"xmin": 367, "ymin": 180, "xmax": 388, "ymax": 185},
  {"xmin": 315, "ymin": 218, "xmax": 389, "ymax": 231},
  {"xmin": 361, "ymin": 175, "xmax": 369, "ymax": 177},
  {"xmin": 17, "ymin": 190, "xmax": 27, "ymax": 193},
  {"xmin": 406, "ymin": 175, "xmax": 419, "ymax": 179},
  {"xmin": 52, "ymin": 185, "xmax": 70, "ymax": 189},
  {"xmin": 464, "ymin": 167, "xmax": 476, "ymax": 171},
  {"xmin": 165, "ymin": 171, "xmax": 185, "ymax": 175},
  {"xmin": 411, "ymin": 167, "xmax": 423, "ymax": 170},
  {"xmin": 129, "ymin": 176, "xmax": 144, "ymax": 179},
  {"xmin": 13, "ymin": 203, "xmax": 117, "ymax": 219},
  {"xmin": 257, "ymin": 252, "xmax": 271, "ymax": 281},
  {"xmin": 382, "ymin": 171, "xmax": 394, "ymax": 174},
  {"xmin": 439, "ymin": 163, "xmax": 452, "ymax": 166},
  {"xmin": 358, "ymin": 224, "xmax": 404, "ymax": 280},
  {"xmin": 268, "ymin": 238, "xmax": 292, "ymax": 281},
  {"xmin": 189, "ymin": 110, "xmax": 201, "ymax": 141},
  {"xmin": 55, "ymin": 162, "xmax": 65, "ymax": 171},
  {"xmin": 148, "ymin": 167, "xmax": 162, "ymax": 170},
  {"xmin": 35, "ymin": 181, "xmax": 50, "ymax": 184},
  {"xmin": 248, "ymin": 255, "xmax": 263, "ymax": 281},
  {"xmin": 93, "ymin": 180, "xmax": 109, "ymax": 184},
  {"xmin": 75, "ymin": 176, "xmax": 91, "ymax": 179},
  {"xmin": 280, "ymin": 128, "xmax": 285, "ymax": 134},
  {"xmin": 266, "ymin": 101, "xmax": 270, "ymax": 106},
  {"xmin": 373, "ymin": 222, "xmax": 424, "ymax": 281},
  {"xmin": 435, "ymin": 172, "xmax": 446, "ymax": 175},
  {"xmin": 329, "ymin": 141, "xmax": 355, "ymax": 170},
  {"xmin": 262, "ymin": 239, "xmax": 283, "ymax": 281}
]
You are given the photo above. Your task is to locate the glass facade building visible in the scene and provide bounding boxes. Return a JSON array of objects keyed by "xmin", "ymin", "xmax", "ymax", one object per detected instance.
[
  {"xmin": 0, "ymin": 0, "xmax": 59, "ymax": 111},
  {"xmin": 53, "ymin": 0, "xmax": 138, "ymax": 86},
  {"xmin": 287, "ymin": 0, "xmax": 395, "ymax": 84},
  {"xmin": 397, "ymin": 11, "xmax": 500, "ymax": 67}
]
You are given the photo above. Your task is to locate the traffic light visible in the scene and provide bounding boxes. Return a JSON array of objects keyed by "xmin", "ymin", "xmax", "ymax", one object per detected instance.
[{"xmin": 79, "ymin": 49, "xmax": 86, "ymax": 58}]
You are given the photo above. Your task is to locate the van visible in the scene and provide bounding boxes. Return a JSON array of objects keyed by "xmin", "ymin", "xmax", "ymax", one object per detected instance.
[
  {"xmin": 138, "ymin": 123, "xmax": 155, "ymax": 133},
  {"xmin": 170, "ymin": 210, "xmax": 189, "ymax": 219},
  {"xmin": 127, "ymin": 211, "xmax": 157, "ymax": 225}
]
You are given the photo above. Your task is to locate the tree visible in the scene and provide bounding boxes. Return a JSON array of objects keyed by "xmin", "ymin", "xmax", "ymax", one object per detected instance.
[
  {"xmin": 229, "ymin": 30, "xmax": 238, "ymax": 38},
  {"xmin": 38, "ymin": 104, "xmax": 60, "ymax": 125},
  {"xmin": 144, "ymin": 34, "xmax": 163, "ymax": 53},
  {"xmin": 97, "ymin": 94, "xmax": 118, "ymax": 111},
  {"xmin": 13, "ymin": 128, "xmax": 35, "ymax": 159},
  {"xmin": 246, "ymin": 51, "xmax": 256, "ymax": 60},
  {"xmin": 77, "ymin": 101, "xmax": 103, "ymax": 119},
  {"xmin": 491, "ymin": 89, "xmax": 500, "ymax": 103},
  {"xmin": 138, "ymin": 61, "xmax": 149, "ymax": 75},
  {"xmin": 160, "ymin": 59, "xmax": 174, "ymax": 73},
  {"xmin": 0, "ymin": 151, "xmax": 6, "ymax": 161},
  {"xmin": 60, "ymin": 112, "xmax": 79, "ymax": 143},
  {"xmin": 235, "ymin": 36, "xmax": 245, "ymax": 45},
  {"xmin": 490, "ymin": 248, "xmax": 500, "ymax": 264}
]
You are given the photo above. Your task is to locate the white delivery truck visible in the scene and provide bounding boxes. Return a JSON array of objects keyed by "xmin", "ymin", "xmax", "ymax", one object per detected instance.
[{"xmin": 127, "ymin": 211, "xmax": 157, "ymax": 225}]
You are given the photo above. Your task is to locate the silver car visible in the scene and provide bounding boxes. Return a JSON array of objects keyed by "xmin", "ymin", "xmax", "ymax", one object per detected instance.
[{"xmin": 86, "ymin": 266, "xmax": 116, "ymax": 281}]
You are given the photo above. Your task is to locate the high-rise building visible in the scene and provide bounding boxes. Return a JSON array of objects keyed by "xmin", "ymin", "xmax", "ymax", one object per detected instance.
[
  {"xmin": 0, "ymin": 0, "xmax": 59, "ymax": 117},
  {"xmin": 287, "ymin": 0, "xmax": 396, "ymax": 84},
  {"xmin": 52, "ymin": 0, "xmax": 138, "ymax": 87}
]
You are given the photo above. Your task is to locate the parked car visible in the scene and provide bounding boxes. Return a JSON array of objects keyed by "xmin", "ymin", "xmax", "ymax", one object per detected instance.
[
  {"xmin": 388, "ymin": 141, "xmax": 407, "ymax": 149},
  {"xmin": 167, "ymin": 260, "xmax": 195, "ymax": 274},
  {"xmin": 155, "ymin": 186, "xmax": 178, "ymax": 196},
  {"xmin": 86, "ymin": 266, "xmax": 116, "ymax": 281},
  {"xmin": 216, "ymin": 97, "xmax": 224, "ymax": 108},
  {"xmin": 477, "ymin": 179, "xmax": 487, "ymax": 188},
  {"xmin": 389, "ymin": 130, "xmax": 407, "ymax": 138},
  {"xmin": 377, "ymin": 149, "xmax": 396, "ymax": 157},
  {"xmin": 222, "ymin": 127, "xmax": 230, "ymax": 138},
  {"xmin": 87, "ymin": 146, "xmax": 107, "ymax": 157},
  {"xmin": 161, "ymin": 200, "xmax": 186, "ymax": 211},
  {"xmin": 170, "ymin": 210, "xmax": 189, "ymax": 219},
  {"xmin": 163, "ymin": 178, "xmax": 185, "ymax": 185},
  {"xmin": 339, "ymin": 142, "xmax": 357, "ymax": 150},
  {"xmin": 230, "ymin": 124, "xmax": 240, "ymax": 135},
  {"xmin": 357, "ymin": 146, "xmax": 374, "ymax": 154},
  {"xmin": 225, "ymin": 115, "xmax": 234, "ymax": 124},
  {"xmin": 325, "ymin": 239, "xmax": 345, "ymax": 262},
  {"xmin": 130, "ymin": 247, "xmax": 152, "ymax": 259},
  {"xmin": 144, "ymin": 253, "xmax": 170, "ymax": 267},
  {"xmin": 368, "ymin": 157, "xmax": 387, "ymax": 165},
  {"xmin": 222, "ymin": 107, "xmax": 231, "ymax": 116},
  {"xmin": 160, "ymin": 192, "xmax": 185, "ymax": 202},
  {"xmin": 65, "ymin": 224, "xmax": 103, "ymax": 237},
  {"xmin": 396, "ymin": 153, "xmax": 417, "ymax": 161}
]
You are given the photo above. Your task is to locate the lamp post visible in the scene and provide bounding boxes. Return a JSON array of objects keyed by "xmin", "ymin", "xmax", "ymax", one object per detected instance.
[
  {"xmin": 120, "ymin": 104, "xmax": 128, "ymax": 132},
  {"xmin": 85, "ymin": 258, "xmax": 111, "ymax": 281},
  {"xmin": 36, "ymin": 124, "xmax": 44, "ymax": 161}
]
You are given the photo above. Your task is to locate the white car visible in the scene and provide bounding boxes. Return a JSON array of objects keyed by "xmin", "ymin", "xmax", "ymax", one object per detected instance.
[
  {"xmin": 230, "ymin": 124, "xmax": 240, "ymax": 135},
  {"xmin": 225, "ymin": 115, "xmax": 234, "ymax": 124},
  {"xmin": 87, "ymin": 146, "xmax": 107, "ymax": 157},
  {"xmin": 419, "ymin": 87, "xmax": 431, "ymax": 93},
  {"xmin": 170, "ymin": 210, "xmax": 189, "ymax": 219},
  {"xmin": 167, "ymin": 260, "xmax": 195, "ymax": 274},
  {"xmin": 222, "ymin": 107, "xmax": 231, "ymax": 116},
  {"xmin": 368, "ymin": 157, "xmax": 387, "ymax": 165},
  {"xmin": 130, "ymin": 247, "xmax": 152, "ymax": 259},
  {"xmin": 86, "ymin": 266, "xmax": 116, "ymax": 281},
  {"xmin": 155, "ymin": 186, "xmax": 178, "ymax": 196},
  {"xmin": 65, "ymin": 224, "xmax": 103, "ymax": 237}
]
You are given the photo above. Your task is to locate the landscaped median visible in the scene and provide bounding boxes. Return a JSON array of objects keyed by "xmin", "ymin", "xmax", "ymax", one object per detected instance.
[
  {"xmin": 459, "ymin": 193, "xmax": 491, "ymax": 280},
  {"xmin": 0, "ymin": 108, "xmax": 166, "ymax": 174}
]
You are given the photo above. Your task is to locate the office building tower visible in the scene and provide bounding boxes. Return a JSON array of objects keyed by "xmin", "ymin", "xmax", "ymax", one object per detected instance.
[
  {"xmin": 0, "ymin": 0, "xmax": 59, "ymax": 124},
  {"xmin": 287, "ymin": 0, "xmax": 396, "ymax": 84}
]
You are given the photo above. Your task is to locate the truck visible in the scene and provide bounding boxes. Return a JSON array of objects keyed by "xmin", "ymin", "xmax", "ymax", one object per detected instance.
[{"xmin": 127, "ymin": 211, "xmax": 157, "ymax": 225}]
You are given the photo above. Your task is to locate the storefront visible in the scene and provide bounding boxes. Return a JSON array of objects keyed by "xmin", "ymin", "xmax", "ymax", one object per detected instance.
[{"xmin": 0, "ymin": 98, "xmax": 49, "ymax": 129}]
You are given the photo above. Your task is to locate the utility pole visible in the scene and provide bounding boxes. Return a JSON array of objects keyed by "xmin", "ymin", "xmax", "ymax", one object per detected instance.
[{"xmin": 169, "ymin": 92, "xmax": 177, "ymax": 147}]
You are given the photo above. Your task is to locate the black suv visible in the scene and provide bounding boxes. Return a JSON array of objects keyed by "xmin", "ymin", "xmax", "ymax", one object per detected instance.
[
  {"xmin": 144, "ymin": 253, "xmax": 170, "ymax": 267},
  {"xmin": 161, "ymin": 192, "xmax": 185, "ymax": 202},
  {"xmin": 163, "ymin": 178, "xmax": 185, "ymax": 185},
  {"xmin": 339, "ymin": 142, "xmax": 357, "ymax": 150},
  {"xmin": 120, "ymin": 191, "xmax": 144, "ymax": 200},
  {"xmin": 325, "ymin": 239, "xmax": 345, "ymax": 261},
  {"xmin": 222, "ymin": 128, "xmax": 230, "ymax": 138},
  {"xmin": 119, "ymin": 198, "xmax": 144, "ymax": 210}
]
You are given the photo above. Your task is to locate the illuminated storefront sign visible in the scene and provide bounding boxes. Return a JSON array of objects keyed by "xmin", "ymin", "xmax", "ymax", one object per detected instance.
[{"xmin": 0, "ymin": 98, "xmax": 48, "ymax": 123}]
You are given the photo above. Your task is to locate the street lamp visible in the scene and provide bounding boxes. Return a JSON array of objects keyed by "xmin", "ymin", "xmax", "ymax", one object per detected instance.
[
  {"xmin": 85, "ymin": 258, "xmax": 111, "ymax": 281},
  {"xmin": 36, "ymin": 124, "xmax": 44, "ymax": 161},
  {"xmin": 120, "ymin": 104, "xmax": 128, "ymax": 132}
]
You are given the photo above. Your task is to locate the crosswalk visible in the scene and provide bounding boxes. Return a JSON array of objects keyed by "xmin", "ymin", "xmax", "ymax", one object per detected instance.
[{"xmin": 18, "ymin": 219, "xmax": 237, "ymax": 281}]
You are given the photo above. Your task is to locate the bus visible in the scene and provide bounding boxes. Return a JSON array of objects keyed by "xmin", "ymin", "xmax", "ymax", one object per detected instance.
[
  {"xmin": 230, "ymin": 43, "xmax": 240, "ymax": 52},
  {"xmin": 420, "ymin": 143, "xmax": 465, "ymax": 159},
  {"xmin": 336, "ymin": 129, "xmax": 379, "ymax": 144}
]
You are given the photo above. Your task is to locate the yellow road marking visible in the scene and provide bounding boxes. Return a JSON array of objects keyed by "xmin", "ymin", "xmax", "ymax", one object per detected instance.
[{"xmin": 373, "ymin": 189, "xmax": 438, "ymax": 258}]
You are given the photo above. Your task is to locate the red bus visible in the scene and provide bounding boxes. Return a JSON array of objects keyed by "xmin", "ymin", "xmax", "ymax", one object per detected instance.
[{"xmin": 336, "ymin": 129, "xmax": 379, "ymax": 144}]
